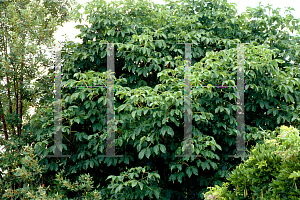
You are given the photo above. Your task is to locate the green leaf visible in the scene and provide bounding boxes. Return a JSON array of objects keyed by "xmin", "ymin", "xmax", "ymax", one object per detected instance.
[
  {"xmin": 177, "ymin": 172, "xmax": 184, "ymax": 183},
  {"xmin": 153, "ymin": 145, "xmax": 159, "ymax": 155},
  {"xmin": 145, "ymin": 148, "xmax": 151, "ymax": 158},
  {"xmin": 131, "ymin": 180, "xmax": 138, "ymax": 187},
  {"xmin": 84, "ymin": 101, "xmax": 90, "ymax": 109},
  {"xmin": 56, "ymin": 143, "xmax": 63, "ymax": 152},
  {"xmin": 90, "ymin": 160, "xmax": 94, "ymax": 168},
  {"xmin": 115, "ymin": 184, "xmax": 123, "ymax": 193},
  {"xmin": 153, "ymin": 189, "xmax": 160, "ymax": 199},
  {"xmin": 272, "ymin": 60, "xmax": 278, "ymax": 67},
  {"xmin": 74, "ymin": 118, "xmax": 80, "ymax": 124},
  {"xmin": 191, "ymin": 166, "xmax": 198, "ymax": 176},
  {"xmin": 260, "ymin": 101, "xmax": 264, "ymax": 109},
  {"xmin": 80, "ymin": 92, "xmax": 85, "ymax": 101},
  {"xmin": 71, "ymin": 92, "xmax": 79, "ymax": 99},
  {"xmin": 186, "ymin": 167, "xmax": 192, "ymax": 178},
  {"xmin": 118, "ymin": 104, "xmax": 127, "ymax": 112},
  {"xmin": 132, "ymin": 110, "xmax": 136, "ymax": 119},
  {"xmin": 177, "ymin": 164, "xmax": 182, "ymax": 171},
  {"xmin": 90, "ymin": 116, "xmax": 96, "ymax": 124},
  {"xmin": 169, "ymin": 174, "xmax": 176, "ymax": 183},
  {"xmin": 166, "ymin": 126, "xmax": 174, "ymax": 137},
  {"xmin": 224, "ymin": 108, "xmax": 230, "ymax": 115},
  {"xmin": 277, "ymin": 117, "xmax": 281, "ymax": 124},
  {"xmin": 138, "ymin": 148, "xmax": 146, "ymax": 159},
  {"xmin": 143, "ymin": 109, "xmax": 148, "ymax": 115},
  {"xmin": 160, "ymin": 126, "xmax": 166, "ymax": 136},
  {"xmin": 138, "ymin": 182, "xmax": 143, "ymax": 190},
  {"xmin": 200, "ymin": 162, "xmax": 210, "ymax": 170},
  {"xmin": 170, "ymin": 164, "xmax": 176, "ymax": 172},
  {"xmin": 159, "ymin": 144, "xmax": 166, "ymax": 153},
  {"xmin": 289, "ymin": 171, "xmax": 300, "ymax": 179}
]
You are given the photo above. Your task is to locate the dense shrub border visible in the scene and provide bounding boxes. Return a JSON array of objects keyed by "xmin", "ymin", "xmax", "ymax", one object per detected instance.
[{"xmin": 203, "ymin": 125, "xmax": 300, "ymax": 199}]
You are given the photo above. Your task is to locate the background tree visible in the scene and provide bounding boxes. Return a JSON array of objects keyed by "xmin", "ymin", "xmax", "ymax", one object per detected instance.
[
  {"xmin": 0, "ymin": 0, "xmax": 74, "ymax": 198},
  {"xmin": 27, "ymin": 0, "xmax": 300, "ymax": 199}
]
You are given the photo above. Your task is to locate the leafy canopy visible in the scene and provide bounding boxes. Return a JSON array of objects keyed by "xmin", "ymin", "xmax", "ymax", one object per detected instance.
[{"xmin": 23, "ymin": 0, "xmax": 300, "ymax": 199}]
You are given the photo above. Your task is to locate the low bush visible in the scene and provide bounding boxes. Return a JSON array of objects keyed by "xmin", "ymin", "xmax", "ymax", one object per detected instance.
[
  {"xmin": 0, "ymin": 133, "xmax": 101, "ymax": 200},
  {"xmin": 203, "ymin": 125, "xmax": 300, "ymax": 199}
]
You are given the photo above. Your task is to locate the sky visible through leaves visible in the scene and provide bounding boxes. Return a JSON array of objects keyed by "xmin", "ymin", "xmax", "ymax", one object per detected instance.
[
  {"xmin": 53, "ymin": 0, "xmax": 300, "ymax": 44},
  {"xmin": 41, "ymin": 0, "xmax": 300, "ymax": 116}
]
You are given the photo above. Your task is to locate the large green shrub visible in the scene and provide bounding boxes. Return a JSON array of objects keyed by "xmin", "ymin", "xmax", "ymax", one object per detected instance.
[
  {"xmin": 22, "ymin": 0, "xmax": 300, "ymax": 199},
  {"xmin": 204, "ymin": 125, "xmax": 300, "ymax": 199}
]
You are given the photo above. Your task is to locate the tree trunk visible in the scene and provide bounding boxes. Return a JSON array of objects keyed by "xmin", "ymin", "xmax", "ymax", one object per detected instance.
[
  {"xmin": 17, "ymin": 63, "xmax": 23, "ymax": 137},
  {"xmin": 0, "ymin": 100, "xmax": 8, "ymax": 140},
  {"xmin": 15, "ymin": 63, "xmax": 19, "ymax": 136},
  {"xmin": 6, "ymin": 72, "xmax": 15, "ymax": 135},
  {"xmin": 0, "ymin": 100, "xmax": 13, "ymax": 192}
]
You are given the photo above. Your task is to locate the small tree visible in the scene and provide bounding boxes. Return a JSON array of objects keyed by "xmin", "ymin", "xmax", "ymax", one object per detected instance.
[{"xmin": 0, "ymin": 0, "xmax": 74, "ymax": 197}]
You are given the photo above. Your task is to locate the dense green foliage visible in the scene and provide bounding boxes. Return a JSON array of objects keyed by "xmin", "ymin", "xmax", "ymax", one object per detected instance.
[
  {"xmin": 1, "ymin": 0, "xmax": 300, "ymax": 199},
  {"xmin": 0, "ymin": 0, "xmax": 74, "ymax": 199},
  {"xmin": 204, "ymin": 125, "xmax": 300, "ymax": 199}
]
